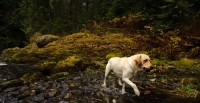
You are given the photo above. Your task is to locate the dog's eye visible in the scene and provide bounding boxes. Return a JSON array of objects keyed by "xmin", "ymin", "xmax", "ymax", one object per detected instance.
[{"xmin": 144, "ymin": 59, "xmax": 148, "ymax": 62}]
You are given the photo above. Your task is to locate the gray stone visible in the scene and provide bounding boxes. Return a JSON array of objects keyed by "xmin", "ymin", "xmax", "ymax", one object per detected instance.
[{"xmin": 36, "ymin": 35, "xmax": 59, "ymax": 48}]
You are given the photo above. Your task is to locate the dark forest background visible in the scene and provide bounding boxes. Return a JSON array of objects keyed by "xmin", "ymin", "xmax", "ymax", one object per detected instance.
[{"xmin": 0, "ymin": 0, "xmax": 200, "ymax": 54}]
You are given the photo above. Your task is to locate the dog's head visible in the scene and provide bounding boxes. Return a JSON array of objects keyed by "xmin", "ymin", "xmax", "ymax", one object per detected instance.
[{"xmin": 134, "ymin": 54, "xmax": 153, "ymax": 72}]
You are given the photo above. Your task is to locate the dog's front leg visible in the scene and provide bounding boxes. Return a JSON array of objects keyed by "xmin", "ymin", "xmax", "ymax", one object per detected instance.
[{"xmin": 122, "ymin": 78, "xmax": 140, "ymax": 96}]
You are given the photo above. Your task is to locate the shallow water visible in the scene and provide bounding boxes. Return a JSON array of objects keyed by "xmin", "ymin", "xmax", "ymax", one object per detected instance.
[{"xmin": 0, "ymin": 63, "xmax": 200, "ymax": 103}]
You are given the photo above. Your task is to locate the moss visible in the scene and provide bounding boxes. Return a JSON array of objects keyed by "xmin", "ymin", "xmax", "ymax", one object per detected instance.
[
  {"xmin": 54, "ymin": 56, "xmax": 83, "ymax": 72},
  {"xmin": 106, "ymin": 53, "xmax": 121, "ymax": 60},
  {"xmin": 176, "ymin": 52, "xmax": 188, "ymax": 60},
  {"xmin": 40, "ymin": 61, "xmax": 57, "ymax": 70},
  {"xmin": 0, "ymin": 79, "xmax": 23, "ymax": 89},
  {"xmin": 1, "ymin": 47, "xmax": 20, "ymax": 62},
  {"xmin": 20, "ymin": 73, "xmax": 37, "ymax": 83},
  {"xmin": 50, "ymin": 72, "xmax": 69, "ymax": 79},
  {"xmin": 1, "ymin": 32, "xmax": 149, "ymax": 73},
  {"xmin": 136, "ymin": 51, "xmax": 150, "ymax": 55},
  {"xmin": 169, "ymin": 58, "xmax": 196, "ymax": 69}
]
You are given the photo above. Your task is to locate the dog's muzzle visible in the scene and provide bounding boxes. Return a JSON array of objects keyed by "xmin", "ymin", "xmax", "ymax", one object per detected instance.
[{"xmin": 143, "ymin": 66, "xmax": 154, "ymax": 73}]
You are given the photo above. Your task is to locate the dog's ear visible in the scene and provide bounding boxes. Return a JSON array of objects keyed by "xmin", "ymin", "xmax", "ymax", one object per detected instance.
[{"xmin": 134, "ymin": 55, "xmax": 142, "ymax": 67}]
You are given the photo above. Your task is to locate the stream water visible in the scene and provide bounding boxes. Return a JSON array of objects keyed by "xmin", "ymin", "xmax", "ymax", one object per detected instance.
[{"xmin": 0, "ymin": 63, "xmax": 200, "ymax": 103}]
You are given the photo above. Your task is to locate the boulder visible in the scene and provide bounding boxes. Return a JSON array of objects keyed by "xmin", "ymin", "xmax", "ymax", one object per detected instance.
[{"xmin": 36, "ymin": 35, "xmax": 59, "ymax": 48}]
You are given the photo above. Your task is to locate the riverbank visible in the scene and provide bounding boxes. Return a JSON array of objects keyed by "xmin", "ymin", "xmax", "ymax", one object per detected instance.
[{"xmin": 0, "ymin": 63, "xmax": 200, "ymax": 103}]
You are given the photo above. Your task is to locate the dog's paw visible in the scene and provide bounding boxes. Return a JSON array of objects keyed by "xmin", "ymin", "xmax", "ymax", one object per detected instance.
[
  {"xmin": 134, "ymin": 89, "xmax": 140, "ymax": 96},
  {"xmin": 118, "ymin": 82, "xmax": 123, "ymax": 86},
  {"xmin": 121, "ymin": 90, "xmax": 127, "ymax": 94},
  {"xmin": 102, "ymin": 84, "xmax": 106, "ymax": 88}
]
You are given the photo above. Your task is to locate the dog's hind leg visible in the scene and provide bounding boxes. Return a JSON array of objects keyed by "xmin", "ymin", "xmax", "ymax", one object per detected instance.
[
  {"xmin": 118, "ymin": 78, "xmax": 123, "ymax": 86},
  {"xmin": 121, "ymin": 82, "xmax": 126, "ymax": 94},
  {"xmin": 102, "ymin": 62, "xmax": 112, "ymax": 88}
]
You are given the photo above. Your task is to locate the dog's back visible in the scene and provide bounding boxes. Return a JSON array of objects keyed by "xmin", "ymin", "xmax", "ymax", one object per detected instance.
[{"xmin": 106, "ymin": 57, "xmax": 130, "ymax": 77}]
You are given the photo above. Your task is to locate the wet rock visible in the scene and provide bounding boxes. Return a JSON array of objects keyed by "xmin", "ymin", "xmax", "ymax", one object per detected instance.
[
  {"xmin": 1, "ymin": 65, "xmax": 200, "ymax": 103},
  {"xmin": 59, "ymin": 101, "xmax": 69, "ymax": 103},
  {"xmin": 34, "ymin": 94, "xmax": 45, "ymax": 101},
  {"xmin": 50, "ymin": 72, "xmax": 69, "ymax": 79},
  {"xmin": 0, "ymin": 62, "xmax": 7, "ymax": 66},
  {"xmin": 3, "ymin": 87, "xmax": 18, "ymax": 92},
  {"xmin": 36, "ymin": 34, "xmax": 59, "ymax": 48},
  {"xmin": 17, "ymin": 93, "xmax": 30, "ymax": 100},
  {"xmin": 0, "ymin": 79, "xmax": 23, "ymax": 89}
]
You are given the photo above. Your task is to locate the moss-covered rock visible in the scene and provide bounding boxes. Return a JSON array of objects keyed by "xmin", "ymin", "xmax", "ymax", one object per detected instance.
[
  {"xmin": 54, "ymin": 56, "xmax": 83, "ymax": 72},
  {"xmin": 1, "ymin": 47, "xmax": 20, "ymax": 62},
  {"xmin": 50, "ymin": 72, "xmax": 69, "ymax": 79},
  {"xmin": 0, "ymin": 79, "xmax": 23, "ymax": 89},
  {"xmin": 20, "ymin": 73, "xmax": 38, "ymax": 83},
  {"xmin": 0, "ymin": 32, "xmax": 139, "ymax": 74}
]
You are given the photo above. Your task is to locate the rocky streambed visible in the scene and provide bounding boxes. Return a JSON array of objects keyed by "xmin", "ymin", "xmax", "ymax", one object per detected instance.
[{"xmin": 0, "ymin": 63, "xmax": 200, "ymax": 103}]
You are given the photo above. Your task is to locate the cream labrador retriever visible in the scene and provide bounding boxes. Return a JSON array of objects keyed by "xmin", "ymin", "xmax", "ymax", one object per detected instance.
[{"xmin": 102, "ymin": 54, "xmax": 152, "ymax": 96}]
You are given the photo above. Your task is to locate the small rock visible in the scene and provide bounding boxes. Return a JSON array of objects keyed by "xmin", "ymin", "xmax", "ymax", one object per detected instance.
[
  {"xmin": 149, "ymin": 78, "xmax": 156, "ymax": 82},
  {"xmin": 4, "ymin": 87, "xmax": 18, "ymax": 92},
  {"xmin": 144, "ymin": 90, "xmax": 151, "ymax": 95},
  {"xmin": 34, "ymin": 95, "xmax": 44, "ymax": 101},
  {"xmin": 36, "ymin": 34, "xmax": 59, "ymax": 48},
  {"xmin": 48, "ymin": 88, "xmax": 58, "ymax": 97},
  {"xmin": 64, "ymin": 93, "xmax": 71, "ymax": 99},
  {"xmin": 17, "ymin": 93, "xmax": 30, "ymax": 100},
  {"xmin": 31, "ymin": 89, "xmax": 36, "ymax": 94},
  {"xmin": 59, "ymin": 101, "xmax": 69, "ymax": 103}
]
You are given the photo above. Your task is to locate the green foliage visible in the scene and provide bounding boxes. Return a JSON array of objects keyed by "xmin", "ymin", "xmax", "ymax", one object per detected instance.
[
  {"xmin": 109, "ymin": 12, "xmax": 146, "ymax": 30},
  {"xmin": 143, "ymin": 0, "xmax": 194, "ymax": 32},
  {"xmin": 107, "ymin": 0, "xmax": 128, "ymax": 18},
  {"xmin": 180, "ymin": 84, "xmax": 199, "ymax": 98},
  {"xmin": 0, "ymin": 0, "xmax": 28, "ymax": 51}
]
